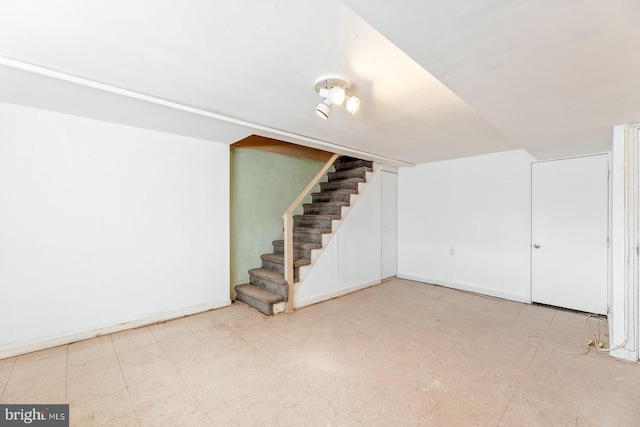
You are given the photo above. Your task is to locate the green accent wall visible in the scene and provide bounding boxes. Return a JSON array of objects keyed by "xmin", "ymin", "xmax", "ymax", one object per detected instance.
[{"xmin": 230, "ymin": 148, "xmax": 326, "ymax": 296}]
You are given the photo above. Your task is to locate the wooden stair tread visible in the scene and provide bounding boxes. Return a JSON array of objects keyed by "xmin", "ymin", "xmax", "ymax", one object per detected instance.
[
  {"xmin": 260, "ymin": 253, "xmax": 311, "ymax": 267},
  {"xmin": 303, "ymin": 202, "xmax": 349, "ymax": 207},
  {"xmin": 272, "ymin": 240, "xmax": 322, "ymax": 250},
  {"xmin": 248, "ymin": 268, "xmax": 286, "ymax": 284},
  {"xmin": 293, "ymin": 214, "xmax": 341, "ymax": 220},
  {"xmin": 235, "ymin": 284, "xmax": 284, "ymax": 304},
  {"xmin": 293, "ymin": 227, "xmax": 332, "ymax": 234}
]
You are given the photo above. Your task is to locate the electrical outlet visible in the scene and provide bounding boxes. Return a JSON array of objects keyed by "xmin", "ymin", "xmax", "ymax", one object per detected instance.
[{"xmin": 449, "ymin": 248, "xmax": 455, "ymax": 256}]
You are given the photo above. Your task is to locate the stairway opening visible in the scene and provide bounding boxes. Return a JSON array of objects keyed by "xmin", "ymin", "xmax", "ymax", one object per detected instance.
[
  {"xmin": 229, "ymin": 137, "xmax": 333, "ymax": 300},
  {"xmin": 234, "ymin": 156, "xmax": 374, "ymax": 315}
]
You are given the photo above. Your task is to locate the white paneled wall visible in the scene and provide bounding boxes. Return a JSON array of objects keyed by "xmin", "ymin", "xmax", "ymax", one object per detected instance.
[
  {"xmin": 0, "ymin": 102, "xmax": 230, "ymax": 358},
  {"xmin": 380, "ymin": 170, "xmax": 398, "ymax": 279},
  {"xmin": 294, "ymin": 169, "xmax": 382, "ymax": 308}
]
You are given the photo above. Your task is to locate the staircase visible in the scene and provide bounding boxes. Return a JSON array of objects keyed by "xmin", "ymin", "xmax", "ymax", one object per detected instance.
[{"xmin": 234, "ymin": 156, "xmax": 374, "ymax": 315}]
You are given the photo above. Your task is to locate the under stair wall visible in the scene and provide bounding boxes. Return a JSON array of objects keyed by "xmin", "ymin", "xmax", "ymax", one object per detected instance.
[{"xmin": 294, "ymin": 164, "xmax": 383, "ymax": 308}]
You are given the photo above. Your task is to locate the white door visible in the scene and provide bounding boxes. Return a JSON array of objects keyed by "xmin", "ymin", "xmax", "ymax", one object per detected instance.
[
  {"xmin": 381, "ymin": 171, "xmax": 398, "ymax": 279},
  {"xmin": 531, "ymin": 154, "xmax": 608, "ymax": 314}
]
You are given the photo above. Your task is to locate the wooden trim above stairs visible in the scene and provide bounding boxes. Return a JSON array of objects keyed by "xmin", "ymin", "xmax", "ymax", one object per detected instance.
[{"xmin": 231, "ymin": 135, "xmax": 335, "ymax": 162}]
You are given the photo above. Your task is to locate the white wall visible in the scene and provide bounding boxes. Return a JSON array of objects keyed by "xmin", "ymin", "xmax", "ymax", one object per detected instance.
[
  {"xmin": 0, "ymin": 102, "xmax": 230, "ymax": 358},
  {"xmin": 397, "ymin": 150, "xmax": 535, "ymax": 302},
  {"xmin": 294, "ymin": 168, "xmax": 382, "ymax": 307}
]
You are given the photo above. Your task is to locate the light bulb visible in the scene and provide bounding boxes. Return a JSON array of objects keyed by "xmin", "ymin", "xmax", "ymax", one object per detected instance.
[{"xmin": 345, "ymin": 96, "xmax": 361, "ymax": 114}]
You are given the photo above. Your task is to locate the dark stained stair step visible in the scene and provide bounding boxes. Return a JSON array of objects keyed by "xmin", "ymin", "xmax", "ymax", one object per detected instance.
[
  {"xmin": 319, "ymin": 178, "xmax": 364, "ymax": 192},
  {"xmin": 333, "ymin": 159, "xmax": 374, "ymax": 172},
  {"xmin": 293, "ymin": 214, "xmax": 340, "ymax": 229},
  {"xmin": 260, "ymin": 253, "xmax": 310, "ymax": 281},
  {"xmin": 327, "ymin": 166, "xmax": 373, "ymax": 181},
  {"xmin": 260, "ymin": 253, "xmax": 310, "ymax": 267},
  {"xmin": 248, "ymin": 268, "xmax": 287, "ymax": 299},
  {"xmin": 272, "ymin": 240, "xmax": 322, "ymax": 259},
  {"xmin": 293, "ymin": 227, "xmax": 332, "ymax": 244},
  {"xmin": 311, "ymin": 189, "xmax": 355, "ymax": 204},
  {"xmin": 235, "ymin": 284, "xmax": 283, "ymax": 316},
  {"xmin": 303, "ymin": 202, "xmax": 346, "ymax": 216}
]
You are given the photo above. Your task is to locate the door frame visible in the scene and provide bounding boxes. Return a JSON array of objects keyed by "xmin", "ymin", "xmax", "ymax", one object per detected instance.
[
  {"xmin": 610, "ymin": 124, "xmax": 640, "ymax": 361},
  {"xmin": 529, "ymin": 152, "xmax": 610, "ymax": 311}
]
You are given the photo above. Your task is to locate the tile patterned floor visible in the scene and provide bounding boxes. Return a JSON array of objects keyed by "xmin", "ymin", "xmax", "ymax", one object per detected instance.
[{"xmin": 1, "ymin": 278, "xmax": 639, "ymax": 426}]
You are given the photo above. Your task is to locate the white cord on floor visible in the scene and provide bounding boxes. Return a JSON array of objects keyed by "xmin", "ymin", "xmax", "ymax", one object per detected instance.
[
  {"xmin": 583, "ymin": 314, "xmax": 628, "ymax": 353},
  {"xmin": 527, "ymin": 335, "xmax": 591, "ymax": 355},
  {"xmin": 527, "ymin": 313, "xmax": 630, "ymax": 356}
]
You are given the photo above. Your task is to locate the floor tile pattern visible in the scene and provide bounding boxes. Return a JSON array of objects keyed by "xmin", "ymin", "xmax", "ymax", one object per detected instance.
[{"xmin": 1, "ymin": 279, "xmax": 638, "ymax": 426}]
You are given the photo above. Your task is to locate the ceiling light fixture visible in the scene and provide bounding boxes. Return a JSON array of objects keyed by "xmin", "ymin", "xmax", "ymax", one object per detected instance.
[{"xmin": 314, "ymin": 75, "xmax": 361, "ymax": 119}]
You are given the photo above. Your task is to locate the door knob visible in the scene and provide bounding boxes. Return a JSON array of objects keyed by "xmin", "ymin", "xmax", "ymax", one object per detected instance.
[{"xmin": 533, "ymin": 243, "xmax": 541, "ymax": 249}]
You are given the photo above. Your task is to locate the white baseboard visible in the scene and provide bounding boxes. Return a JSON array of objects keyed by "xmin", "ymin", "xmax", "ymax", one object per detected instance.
[
  {"xmin": 397, "ymin": 273, "xmax": 529, "ymax": 304},
  {"xmin": 295, "ymin": 280, "xmax": 381, "ymax": 309},
  {"xmin": 610, "ymin": 347, "xmax": 639, "ymax": 362},
  {"xmin": 340, "ymin": 279, "xmax": 381, "ymax": 296},
  {"xmin": 0, "ymin": 299, "xmax": 231, "ymax": 360}
]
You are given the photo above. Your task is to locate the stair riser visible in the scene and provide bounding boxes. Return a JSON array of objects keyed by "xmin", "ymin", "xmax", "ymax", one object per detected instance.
[
  {"xmin": 333, "ymin": 160, "xmax": 374, "ymax": 172},
  {"xmin": 293, "ymin": 232, "xmax": 322, "ymax": 244},
  {"xmin": 294, "ymin": 217, "xmax": 333, "ymax": 229},
  {"xmin": 312, "ymin": 193, "xmax": 352, "ymax": 204},
  {"xmin": 303, "ymin": 205, "xmax": 342, "ymax": 216},
  {"xmin": 320, "ymin": 181, "xmax": 360, "ymax": 192},
  {"xmin": 249, "ymin": 274, "xmax": 287, "ymax": 299},
  {"xmin": 327, "ymin": 168, "xmax": 369, "ymax": 181},
  {"xmin": 272, "ymin": 243, "xmax": 312, "ymax": 259},
  {"xmin": 261, "ymin": 258, "xmax": 300, "ymax": 281},
  {"xmin": 235, "ymin": 290, "xmax": 273, "ymax": 316}
]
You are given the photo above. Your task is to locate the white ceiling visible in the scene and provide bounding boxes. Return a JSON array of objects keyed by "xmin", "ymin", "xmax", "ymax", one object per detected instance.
[{"xmin": 1, "ymin": 0, "xmax": 638, "ymax": 165}]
